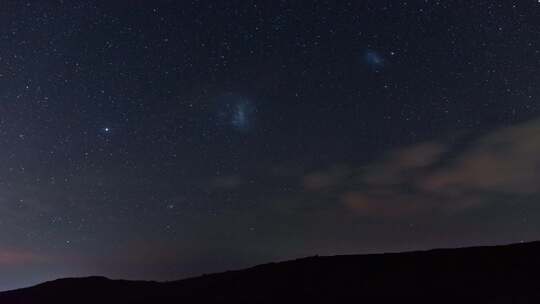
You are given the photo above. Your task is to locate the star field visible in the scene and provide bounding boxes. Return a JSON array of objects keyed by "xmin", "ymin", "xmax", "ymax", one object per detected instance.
[{"xmin": 1, "ymin": 0, "xmax": 540, "ymax": 290}]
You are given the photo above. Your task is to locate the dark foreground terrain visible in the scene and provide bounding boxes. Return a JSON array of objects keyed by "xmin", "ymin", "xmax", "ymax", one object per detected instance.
[{"xmin": 2, "ymin": 241, "xmax": 540, "ymax": 303}]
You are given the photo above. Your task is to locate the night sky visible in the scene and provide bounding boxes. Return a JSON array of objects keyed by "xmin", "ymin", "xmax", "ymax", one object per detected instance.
[{"xmin": 2, "ymin": 0, "xmax": 540, "ymax": 290}]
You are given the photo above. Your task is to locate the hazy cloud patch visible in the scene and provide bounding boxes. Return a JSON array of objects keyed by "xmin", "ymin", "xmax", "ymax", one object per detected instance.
[{"xmin": 302, "ymin": 118, "xmax": 540, "ymax": 217}]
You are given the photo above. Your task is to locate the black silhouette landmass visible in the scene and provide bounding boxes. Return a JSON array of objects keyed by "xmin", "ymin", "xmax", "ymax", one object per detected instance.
[{"xmin": 2, "ymin": 241, "xmax": 540, "ymax": 303}]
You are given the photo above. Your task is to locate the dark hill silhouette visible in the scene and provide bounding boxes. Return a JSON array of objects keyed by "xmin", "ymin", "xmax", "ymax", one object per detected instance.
[{"xmin": 2, "ymin": 241, "xmax": 540, "ymax": 303}]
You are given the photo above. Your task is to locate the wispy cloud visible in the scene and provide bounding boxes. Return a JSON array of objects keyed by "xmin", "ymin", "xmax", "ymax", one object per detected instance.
[
  {"xmin": 421, "ymin": 119, "xmax": 540, "ymax": 195},
  {"xmin": 303, "ymin": 118, "xmax": 540, "ymax": 217},
  {"xmin": 0, "ymin": 249, "xmax": 48, "ymax": 265}
]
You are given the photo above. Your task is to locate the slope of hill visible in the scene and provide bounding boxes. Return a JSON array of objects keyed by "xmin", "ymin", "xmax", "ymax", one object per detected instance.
[{"xmin": 2, "ymin": 241, "xmax": 540, "ymax": 303}]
